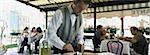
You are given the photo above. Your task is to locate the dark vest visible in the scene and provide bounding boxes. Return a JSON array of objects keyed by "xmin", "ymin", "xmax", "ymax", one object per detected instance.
[{"xmin": 56, "ymin": 6, "xmax": 82, "ymax": 46}]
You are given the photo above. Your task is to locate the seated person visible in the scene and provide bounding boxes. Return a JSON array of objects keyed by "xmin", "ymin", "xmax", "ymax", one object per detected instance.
[
  {"xmin": 93, "ymin": 25, "xmax": 108, "ymax": 52},
  {"xmin": 100, "ymin": 27, "xmax": 108, "ymax": 40},
  {"xmin": 18, "ymin": 27, "xmax": 31, "ymax": 54},
  {"xmin": 124, "ymin": 27, "xmax": 148, "ymax": 55}
]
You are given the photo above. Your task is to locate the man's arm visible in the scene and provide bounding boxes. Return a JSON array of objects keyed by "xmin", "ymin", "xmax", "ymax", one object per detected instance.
[
  {"xmin": 77, "ymin": 22, "xmax": 84, "ymax": 45},
  {"xmin": 130, "ymin": 36, "xmax": 139, "ymax": 43},
  {"xmin": 76, "ymin": 22, "xmax": 84, "ymax": 52},
  {"xmin": 124, "ymin": 37, "xmax": 138, "ymax": 43},
  {"xmin": 47, "ymin": 10, "xmax": 65, "ymax": 50}
]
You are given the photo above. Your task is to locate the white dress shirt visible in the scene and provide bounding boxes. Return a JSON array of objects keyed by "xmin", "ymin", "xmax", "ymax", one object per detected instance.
[{"xmin": 47, "ymin": 4, "xmax": 84, "ymax": 50}]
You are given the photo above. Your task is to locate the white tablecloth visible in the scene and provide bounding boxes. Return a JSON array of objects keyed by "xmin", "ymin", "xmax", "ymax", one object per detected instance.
[
  {"xmin": 100, "ymin": 39, "xmax": 130, "ymax": 55},
  {"xmin": 84, "ymin": 39, "xmax": 94, "ymax": 51},
  {"xmin": 144, "ymin": 35, "xmax": 150, "ymax": 38},
  {"xmin": 53, "ymin": 52, "xmax": 115, "ymax": 55}
]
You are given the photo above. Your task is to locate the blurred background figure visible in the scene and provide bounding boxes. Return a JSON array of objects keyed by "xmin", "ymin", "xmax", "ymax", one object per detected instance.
[
  {"xmin": 124, "ymin": 26, "xmax": 148, "ymax": 55},
  {"xmin": 93, "ymin": 25, "xmax": 108, "ymax": 52},
  {"xmin": 18, "ymin": 27, "xmax": 31, "ymax": 54},
  {"xmin": 93, "ymin": 25, "xmax": 102, "ymax": 52},
  {"xmin": 33, "ymin": 27, "xmax": 43, "ymax": 54},
  {"xmin": 30, "ymin": 27, "xmax": 37, "ymax": 43}
]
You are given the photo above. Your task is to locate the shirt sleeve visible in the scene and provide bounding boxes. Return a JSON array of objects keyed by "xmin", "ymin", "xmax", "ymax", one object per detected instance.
[
  {"xmin": 47, "ymin": 10, "xmax": 65, "ymax": 50},
  {"xmin": 77, "ymin": 20, "xmax": 84, "ymax": 45}
]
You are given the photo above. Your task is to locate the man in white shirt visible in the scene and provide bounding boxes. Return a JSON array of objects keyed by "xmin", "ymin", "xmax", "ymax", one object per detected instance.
[{"xmin": 47, "ymin": 0, "xmax": 90, "ymax": 54}]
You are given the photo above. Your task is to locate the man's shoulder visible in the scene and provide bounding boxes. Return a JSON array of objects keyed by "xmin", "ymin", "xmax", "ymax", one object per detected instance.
[
  {"xmin": 59, "ymin": 5, "xmax": 68, "ymax": 10},
  {"xmin": 55, "ymin": 9, "xmax": 62, "ymax": 15}
]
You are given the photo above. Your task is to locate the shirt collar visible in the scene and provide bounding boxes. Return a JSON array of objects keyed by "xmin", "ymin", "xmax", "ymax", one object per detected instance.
[
  {"xmin": 67, "ymin": 4, "xmax": 74, "ymax": 14},
  {"xmin": 67, "ymin": 4, "xmax": 79, "ymax": 16}
]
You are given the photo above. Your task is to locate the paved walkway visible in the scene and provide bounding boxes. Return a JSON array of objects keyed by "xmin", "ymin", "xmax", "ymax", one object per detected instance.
[{"xmin": 4, "ymin": 47, "xmax": 38, "ymax": 55}]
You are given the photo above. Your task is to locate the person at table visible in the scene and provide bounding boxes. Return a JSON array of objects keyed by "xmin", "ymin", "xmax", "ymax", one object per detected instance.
[
  {"xmin": 101, "ymin": 27, "xmax": 108, "ymax": 40},
  {"xmin": 93, "ymin": 25, "xmax": 102, "ymax": 52},
  {"xmin": 47, "ymin": 0, "xmax": 91, "ymax": 54},
  {"xmin": 93, "ymin": 25, "xmax": 108, "ymax": 52},
  {"xmin": 124, "ymin": 26, "xmax": 148, "ymax": 55}
]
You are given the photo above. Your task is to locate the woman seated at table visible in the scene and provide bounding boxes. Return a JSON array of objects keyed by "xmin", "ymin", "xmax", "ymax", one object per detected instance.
[
  {"xmin": 123, "ymin": 26, "xmax": 148, "ymax": 55},
  {"xmin": 93, "ymin": 25, "xmax": 108, "ymax": 52}
]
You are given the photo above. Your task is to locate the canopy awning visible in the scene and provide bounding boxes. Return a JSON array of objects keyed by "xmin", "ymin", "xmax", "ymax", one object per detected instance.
[
  {"xmin": 94, "ymin": 8, "xmax": 150, "ymax": 18},
  {"xmin": 17, "ymin": 0, "xmax": 149, "ymax": 12},
  {"xmin": 16, "ymin": 0, "xmax": 150, "ymax": 17}
]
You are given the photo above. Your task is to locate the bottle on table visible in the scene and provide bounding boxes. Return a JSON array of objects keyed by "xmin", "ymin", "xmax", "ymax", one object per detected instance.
[{"xmin": 39, "ymin": 30, "xmax": 51, "ymax": 55}]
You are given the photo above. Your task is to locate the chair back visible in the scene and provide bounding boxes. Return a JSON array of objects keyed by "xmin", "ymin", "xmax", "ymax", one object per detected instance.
[{"xmin": 107, "ymin": 41, "xmax": 123, "ymax": 55}]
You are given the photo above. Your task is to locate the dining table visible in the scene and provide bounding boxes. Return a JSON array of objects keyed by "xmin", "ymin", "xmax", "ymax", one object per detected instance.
[{"xmin": 53, "ymin": 52, "xmax": 116, "ymax": 55}]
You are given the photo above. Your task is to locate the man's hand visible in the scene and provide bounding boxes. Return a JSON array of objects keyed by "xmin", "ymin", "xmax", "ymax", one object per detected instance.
[
  {"xmin": 76, "ymin": 44, "xmax": 84, "ymax": 53},
  {"xmin": 63, "ymin": 44, "xmax": 74, "ymax": 52},
  {"xmin": 79, "ymin": 44, "xmax": 84, "ymax": 53}
]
